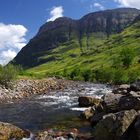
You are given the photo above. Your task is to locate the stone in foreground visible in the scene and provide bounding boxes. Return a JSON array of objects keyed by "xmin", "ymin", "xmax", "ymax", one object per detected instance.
[
  {"xmin": 93, "ymin": 109, "xmax": 137, "ymax": 140},
  {"xmin": 0, "ymin": 122, "xmax": 29, "ymax": 140}
]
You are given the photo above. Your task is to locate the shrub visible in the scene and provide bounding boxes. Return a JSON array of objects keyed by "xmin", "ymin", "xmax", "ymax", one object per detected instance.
[
  {"xmin": 0, "ymin": 64, "xmax": 19, "ymax": 88},
  {"xmin": 94, "ymin": 68, "xmax": 115, "ymax": 83},
  {"xmin": 69, "ymin": 68, "xmax": 81, "ymax": 80},
  {"xmin": 120, "ymin": 48, "xmax": 135, "ymax": 68},
  {"xmin": 82, "ymin": 69, "xmax": 93, "ymax": 82},
  {"xmin": 127, "ymin": 70, "xmax": 140, "ymax": 83},
  {"xmin": 113, "ymin": 69, "xmax": 129, "ymax": 84},
  {"xmin": 111, "ymin": 55, "xmax": 122, "ymax": 68}
]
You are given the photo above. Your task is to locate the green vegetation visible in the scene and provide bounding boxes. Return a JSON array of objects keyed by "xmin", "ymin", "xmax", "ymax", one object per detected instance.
[
  {"xmin": 0, "ymin": 64, "xmax": 20, "ymax": 88},
  {"xmin": 22, "ymin": 20, "xmax": 140, "ymax": 84},
  {"xmin": 120, "ymin": 48, "xmax": 135, "ymax": 68}
]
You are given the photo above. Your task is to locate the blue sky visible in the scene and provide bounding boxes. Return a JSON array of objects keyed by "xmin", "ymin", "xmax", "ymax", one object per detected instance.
[{"xmin": 0, "ymin": 0, "xmax": 140, "ymax": 64}]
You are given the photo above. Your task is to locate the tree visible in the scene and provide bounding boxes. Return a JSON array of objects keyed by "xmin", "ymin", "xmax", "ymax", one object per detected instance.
[{"xmin": 120, "ymin": 48, "xmax": 135, "ymax": 68}]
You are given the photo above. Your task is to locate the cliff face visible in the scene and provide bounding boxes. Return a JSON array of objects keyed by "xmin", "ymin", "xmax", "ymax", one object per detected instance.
[
  {"xmin": 12, "ymin": 8, "xmax": 140, "ymax": 68},
  {"xmin": 79, "ymin": 8, "xmax": 140, "ymax": 34}
]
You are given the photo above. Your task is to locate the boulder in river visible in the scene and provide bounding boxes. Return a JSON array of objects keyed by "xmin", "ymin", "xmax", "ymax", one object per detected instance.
[
  {"xmin": 0, "ymin": 122, "xmax": 30, "ymax": 140},
  {"xmin": 93, "ymin": 109, "xmax": 137, "ymax": 140},
  {"xmin": 102, "ymin": 92, "xmax": 140, "ymax": 112},
  {"xmin": 78, "ymin": 96, "xmax": 101, "ymax": 107},
  {"xmin": 102, "ymin": 93, "xmax": 123, "ymax": 112},
  {"xmin": 118, "ymin": 94, "xmax": 140, "ymax": 111},
  {"xmin": 112, "ymin": 84, "xmax": 130, "ymax": 95}
]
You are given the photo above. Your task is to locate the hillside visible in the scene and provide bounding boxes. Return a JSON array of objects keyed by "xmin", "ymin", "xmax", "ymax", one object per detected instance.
[{"xmin": 11, "ymin": 8, "xmax": 140, "ymax": 83}]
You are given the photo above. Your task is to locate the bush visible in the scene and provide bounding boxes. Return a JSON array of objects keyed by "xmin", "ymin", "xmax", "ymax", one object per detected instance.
[
  {"xmin": 127, "ymin": 70, "xmax": 140, "ymax": 83},
  {"xmin": 0, "ymin": 64, "xmax": 19, "ymax": 88},
  {"xmin": 120, "ymin": 48, "xmax": 135, "ymax": 68},
  {"xmin": 69, "ymin": 68, "xmax": 81, "ymax": 80},
  {"xmin": 113, "ymin": 69, "xmax": 129, "ymax": 84},
  {"xmin": 94, "ymin": 68, "xmax": 115, "ymax": 83},
  {"xmin": 82, "ymin": 69, "xmax": 95, "ymax": 82}
]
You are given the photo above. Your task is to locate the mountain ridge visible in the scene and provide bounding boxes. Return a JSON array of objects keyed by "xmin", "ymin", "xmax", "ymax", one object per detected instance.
[
  {"xmin": 11, "ymin": 8, "xmax": 140, "ymax": 83},
  {"xmin": 12, "ymin": 8, "xmax": 140, "ymax": 68}
]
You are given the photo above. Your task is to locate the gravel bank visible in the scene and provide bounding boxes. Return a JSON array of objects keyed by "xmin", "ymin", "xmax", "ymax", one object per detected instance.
[{"xmin": 0, "ymin": 78, "xmax": 72, "ymax": 103}]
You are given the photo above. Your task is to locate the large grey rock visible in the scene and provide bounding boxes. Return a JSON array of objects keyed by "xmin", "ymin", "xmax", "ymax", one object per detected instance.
[
  {"xmin": 93, "ymin": 109, "xmax": 137, "ymax": 140},
  {"xmin": 102, "ymin": 93, "xmax": 123, "ymax": 112},
  {"xmin": 119, "ymin": 95, "xmax": 140, "ymax": 111},
  {"xmin": 102, "ymin": 93, "xmax": 140, "ymax": 112}
]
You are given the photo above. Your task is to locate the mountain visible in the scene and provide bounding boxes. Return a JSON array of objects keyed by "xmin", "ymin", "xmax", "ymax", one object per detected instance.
[
  {"xmin": 12, "ymin": 8, "xmax": 140, "ymax": 83},
  {"xmin": 12, "ymin": 8, "xmax": 140, "ymax": 68}
]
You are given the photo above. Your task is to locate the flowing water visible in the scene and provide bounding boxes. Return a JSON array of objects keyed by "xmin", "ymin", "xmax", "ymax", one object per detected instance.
[{"xmin": 0, "ymin": 82, "xmax": 112, "ymax": 135}]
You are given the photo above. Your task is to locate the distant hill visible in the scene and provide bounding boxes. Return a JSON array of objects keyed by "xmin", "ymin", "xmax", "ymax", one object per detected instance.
[{"xmin": 11, "ymin": 8, "xmax": 140, "ymax": 83}]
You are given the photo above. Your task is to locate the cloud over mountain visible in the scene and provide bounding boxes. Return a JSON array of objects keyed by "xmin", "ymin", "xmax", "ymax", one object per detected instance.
[
  {"xmin": 47, "ymin": 6, "xmax": 64, "ymax": 22},
  {"xmin": 93, "ymin": 2, "xmax": 104, "ymax": 10}
]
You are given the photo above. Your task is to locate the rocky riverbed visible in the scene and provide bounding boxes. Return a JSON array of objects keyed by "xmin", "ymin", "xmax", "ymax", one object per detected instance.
[{"xmin": 0, "ymin": 78, "xmax": 111, "ymax": 140}]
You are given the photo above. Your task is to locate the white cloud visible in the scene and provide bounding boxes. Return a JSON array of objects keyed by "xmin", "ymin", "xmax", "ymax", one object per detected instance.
[
  {"xmin": 115, "ymin": 0, "xmax": 140, "ymax": 9},
  {"xmin": 47, "ymin": 6, "xmax": 64, "ymax": 22},
  {"xmin": 0, "ymin": 50, "xmax": 17, "ymax": 65},
  {"xmin": 0, "ymin": 23, "xmax": 27, "ymax": 65},
  {"xmin": 93, "ymin": 2, "xmax": 105, "ymax": 10}
]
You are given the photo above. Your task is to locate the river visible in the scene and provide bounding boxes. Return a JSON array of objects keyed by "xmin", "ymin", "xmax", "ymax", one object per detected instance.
[{"xmin": 0, "ymin": 82, "xmax": 112, "ymax": 137}]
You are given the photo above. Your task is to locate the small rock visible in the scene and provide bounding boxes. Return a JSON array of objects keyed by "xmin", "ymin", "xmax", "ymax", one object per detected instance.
[
  {"xmin": 113, "ymin": 84, "xmax": 130, "ymax": 95},
  {"xmin": 80, "ymin": 107, "xmax": 95, "ymax": 120},
  {"xmin": 78, "ymin": 96, "xmax": 101, "ymax": 107},
  {"xmin": 67, "ymin": 132, "xmax": 76, "ymax": 139},
  {"xmin": 130, "ymin": 79, "xmax": 140, "ymax": 92}
]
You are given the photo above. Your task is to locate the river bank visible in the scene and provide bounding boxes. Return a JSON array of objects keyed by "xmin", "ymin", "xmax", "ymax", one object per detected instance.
[{"xmin": 0, "ymin": 78, "xmax": 73, "ymax": 103}]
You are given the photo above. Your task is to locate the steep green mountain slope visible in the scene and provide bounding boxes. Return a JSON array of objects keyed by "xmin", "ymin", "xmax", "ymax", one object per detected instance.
[
  {"xmin": 11, "ymin": 8, "xmax": 140, "ymax": 83},
  {"xmin": 12, "ymin": 8, "xmax": 140, "ymax": 68},
  {"xmin": 23, "ymin": 15, "xmax": 140, "ymax": 83}
]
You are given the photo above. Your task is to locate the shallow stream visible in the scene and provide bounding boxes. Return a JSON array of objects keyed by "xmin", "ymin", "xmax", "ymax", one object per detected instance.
[{"xmin": 0, "ymin": 82, "xmax": 112, "ymax": 135}]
